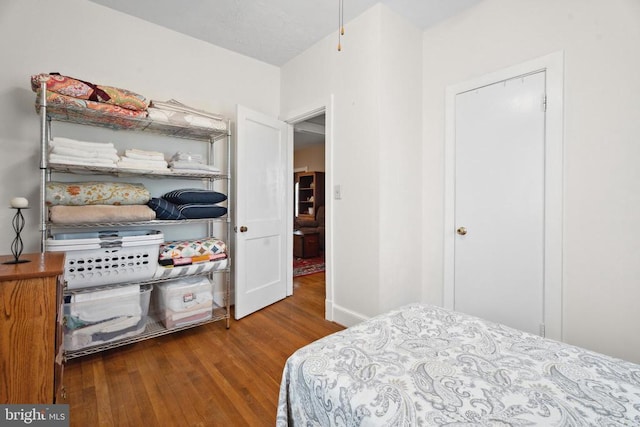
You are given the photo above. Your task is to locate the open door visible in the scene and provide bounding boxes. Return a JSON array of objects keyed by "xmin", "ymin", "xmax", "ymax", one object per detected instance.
[{"xmin": 234, "ymin": 105, "xmax": 289, "ymax": 319}]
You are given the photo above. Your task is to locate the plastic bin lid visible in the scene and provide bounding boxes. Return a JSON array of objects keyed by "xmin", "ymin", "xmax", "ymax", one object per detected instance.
[{"xmin": 46, "ymin": 229, "xmax": 163, "ymax": 250}]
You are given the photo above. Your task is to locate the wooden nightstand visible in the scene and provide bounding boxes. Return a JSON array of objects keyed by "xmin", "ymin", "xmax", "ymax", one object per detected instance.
[
  {"xmin": 293, "ymin": 230, "xmax": 320, "ymax": 258},
  {"xmin": 0, "ymin": 252, "xmax": 65, "ymax": 403}
]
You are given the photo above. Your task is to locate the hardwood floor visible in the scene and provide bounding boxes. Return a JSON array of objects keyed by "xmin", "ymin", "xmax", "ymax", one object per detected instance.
[{"xmin": 63, "ymin": 272, "xmax": 342, "ymax": 427}]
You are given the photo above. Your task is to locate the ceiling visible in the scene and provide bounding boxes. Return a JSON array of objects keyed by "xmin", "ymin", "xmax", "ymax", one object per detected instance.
[
  {"xmin": 87, "ymin": 0, "xmax": 482, "ymax": 149},
  {"xmin": 88, "ymin": 0, "xmax": 482, "ymax": 66}
]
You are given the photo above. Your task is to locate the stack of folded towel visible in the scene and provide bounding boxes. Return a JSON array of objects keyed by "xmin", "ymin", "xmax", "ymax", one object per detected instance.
[
  {"xmin": 169, "ymin": 151, "xmax": 220, "ymax": 175},
  {"xmin": 49, "ymin": 136, "xmax": 119, "ymax": 168},
  {"xmin": 117, "ymin": 148, "xmax": 168, "ymax": 171}
]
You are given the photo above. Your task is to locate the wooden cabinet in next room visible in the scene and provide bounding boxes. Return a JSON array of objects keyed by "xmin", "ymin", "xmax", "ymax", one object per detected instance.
[{"xmin": 295, "ymin": 172, "xmax": 324, "ymax": 221}]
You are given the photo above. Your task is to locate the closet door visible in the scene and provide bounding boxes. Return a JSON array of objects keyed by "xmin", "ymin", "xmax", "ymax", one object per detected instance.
[{"xmin": 452, "ymin": 72, "xmax": 546, "ymax": 335}]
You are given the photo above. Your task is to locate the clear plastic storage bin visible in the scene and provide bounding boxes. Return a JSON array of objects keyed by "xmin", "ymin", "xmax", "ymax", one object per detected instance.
[
  {"xmin": 153, "ymin": 276, "xmax": 214, "ymax": 329},
  {"xmin": 46, "ymin": 230, "xmax": 163, "ymax": 289},
  {"xmin": 63, "ymin": 284, "xmax": 152, "ymax": 351}
]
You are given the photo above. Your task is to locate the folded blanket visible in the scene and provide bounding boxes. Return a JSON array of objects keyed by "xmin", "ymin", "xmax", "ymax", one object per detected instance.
[
  {"xmin": 158, "ymin": 252, "xmax": 227, "ymax": 267},
  {"xmin": 150, "ymin": 99, "xmax": 223, "ymax": 120},
  {"xmin": 65, "ymin": 316, "xmax": 143, "ymax": 350},
  {"xmin": 159, "ymin": 237, "xmax": 227, "ymax": 260},
  {"xmin": 162, "ymin": 309, "xmax": 211, "ymax": 329},
  {"xmin": 46, "ymin": 181, "xmax": 151, "ymax": 206},
  {"xmin": 169, "ymin": 161, "xmax": 220, "ymax": 174},
  {"xmin": 153, "ymin": 259, "xmax": 229, "ymax": 279},
  {"xmin": 70, "ymin": 285, "xmax": 141, "ymax": 323},
  {"xmin": 49, "ymin": 205, "xmax": 156, "ymax": 224},
  {"xmin": 178, "ymin": 204, "xmax": 227, "ymax": 219},
  {"xmin": 162, "ymin": 188, "xmax": 227, "ymax": 205},
  {"xmin": 147, "ymin": 107, "xmax": 227, "ymax": 131},
  {"xmin": 147, "ymin": 198, "xmax": 185, "ymax": 220},
  {"xmin": 31, "ymin": 73, "xmax": 149, "ymax": 111},
  {"xmin": 39, "ymin": 90, "xmax": 148, "ymax": 118}
]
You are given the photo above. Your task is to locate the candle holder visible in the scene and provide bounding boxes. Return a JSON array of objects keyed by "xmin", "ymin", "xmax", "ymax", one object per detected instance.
[{"xmin": 4, "ymin": 207, "xmax": 31, "ymax": 265}]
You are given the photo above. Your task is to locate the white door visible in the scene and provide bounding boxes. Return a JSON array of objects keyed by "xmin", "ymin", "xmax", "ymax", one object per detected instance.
[
  {"xmin": 234, "ymin": 105, "xmax": 289, "ymax": 319},
  {"xmin": 453, "ymin": 72, "xmax": 546, "ymax": 335}
]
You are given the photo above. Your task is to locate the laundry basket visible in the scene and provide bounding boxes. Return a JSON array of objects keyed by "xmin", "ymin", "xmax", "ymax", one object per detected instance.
[{"xmin": 46, "ymin": 230, "xmax": 163, "ymax": 289}]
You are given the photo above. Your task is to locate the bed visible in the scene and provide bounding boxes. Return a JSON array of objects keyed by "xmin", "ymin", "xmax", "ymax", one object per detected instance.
[{"xmin": 277, "ymin": 303, "xmax": 640, "ymax": 426}]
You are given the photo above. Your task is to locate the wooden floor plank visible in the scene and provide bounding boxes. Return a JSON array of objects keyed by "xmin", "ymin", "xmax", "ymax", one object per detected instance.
[{"xmin": 62, "ymin": 272, "xmax": 343, "ymax": 426}]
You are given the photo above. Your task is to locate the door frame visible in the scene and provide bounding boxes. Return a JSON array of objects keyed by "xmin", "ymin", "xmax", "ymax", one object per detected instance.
[
  {"xmin": 443, "ymin": 51, "xmax": 564, "ymax": 340},
  {"xmin": 281, "ymin": 95, "xmax": 334, "ymax": 320}
]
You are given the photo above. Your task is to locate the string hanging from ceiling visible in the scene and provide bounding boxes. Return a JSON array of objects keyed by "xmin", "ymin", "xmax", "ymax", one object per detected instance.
[{"xmin": 338, "ymin": 0, "xmax": 344, "ymax": 51}]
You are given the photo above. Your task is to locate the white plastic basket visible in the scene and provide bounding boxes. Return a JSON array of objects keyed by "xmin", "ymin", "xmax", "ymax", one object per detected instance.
[{"xmin": 46, "ymin": 230, "xmax": 163, "ymax": 289}]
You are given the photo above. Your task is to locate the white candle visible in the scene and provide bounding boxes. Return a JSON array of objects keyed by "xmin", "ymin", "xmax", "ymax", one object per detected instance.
[{"xmin": 10, "ymin": 197, "xmax": 28, "ymax": 208}]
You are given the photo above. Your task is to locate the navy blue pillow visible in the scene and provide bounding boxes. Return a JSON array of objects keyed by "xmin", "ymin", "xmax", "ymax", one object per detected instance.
[
  {"xmin": 162, "ymin": 188, "xmax": 227, "ymax": 205},
  {"xmin": 178, "ymin": 204, "xmax": 228, "ymax": 219},
  {"xmin": 147, "ymin": 198, "xmax": 186, "ymax": 220}
]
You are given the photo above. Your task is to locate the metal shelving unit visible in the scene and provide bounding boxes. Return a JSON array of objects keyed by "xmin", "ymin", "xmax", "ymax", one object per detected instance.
[{"xmin": 36, "ymin": 80, "xmax": 232, "ymax": 359}]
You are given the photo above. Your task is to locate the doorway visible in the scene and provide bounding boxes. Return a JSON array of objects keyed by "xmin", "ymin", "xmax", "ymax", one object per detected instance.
[
  {"xmin": 292, "ymin": 113, "xmax": 326, "ymax": 293},
  {"xmin": 443, "ymin": 52, "xmax": 564, "ymax": 340}
]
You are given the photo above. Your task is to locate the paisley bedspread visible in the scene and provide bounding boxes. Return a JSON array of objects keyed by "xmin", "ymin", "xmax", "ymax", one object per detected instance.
[{"xmin": 277, "ymin": 304, "xmax": 640, "ymax": 426}]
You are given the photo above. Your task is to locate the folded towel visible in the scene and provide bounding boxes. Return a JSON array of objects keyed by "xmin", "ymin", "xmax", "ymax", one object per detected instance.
[
  {"xmin": 124, "ymin": 148, "xmax": 166, "ymax": 161},
  {"xmin": 169, "ymin": 161, "xmax": 220, "ymax": 174},
  {"xmin": 51, "ymin": 136, "xmax": 116, "ymax": 151},
  {"xmin": 49, "ymin": 153, "xmax": 117, "ymax": 166},
  {"xmin": 51, "ymin": 146, "xmax": 120, "ymax": 162},
  {"xmin": 117, "ymin": 157, "xmax": 168, "ymax": 170}
]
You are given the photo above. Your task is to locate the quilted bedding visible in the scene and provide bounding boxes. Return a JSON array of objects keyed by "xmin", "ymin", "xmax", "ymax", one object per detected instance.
[{"xmin": 277, "ymin": 303, "xmax": 640, "ymax": 426}]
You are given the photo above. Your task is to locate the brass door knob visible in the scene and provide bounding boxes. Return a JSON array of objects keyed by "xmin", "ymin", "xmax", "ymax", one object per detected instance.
[
  {"xmin": 456, "ymin": 227, "xmax": 467, "ymax": 236},
  {"xmin": 240, "ymin": 226, "xmax": 248, "ymax": 233}
]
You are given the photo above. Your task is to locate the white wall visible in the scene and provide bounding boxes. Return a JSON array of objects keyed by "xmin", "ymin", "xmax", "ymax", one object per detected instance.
[
  {"xmin": 0, "ymin": 0, "xmax": 280, "ymax": 254},
  {"xmin": 281, "ymin": 4, "xmax": 423, "ymax": 323},
  {"xmin": 377, "ymin": 6, "xmax": 423, "ymax": 312},
  {"xmin": 294, "ymin": 145, "xmax": 325, "ymax": 172},
  {"xmin": 421, "ymin": 0, "xmax": 640, "ymax": 363}
]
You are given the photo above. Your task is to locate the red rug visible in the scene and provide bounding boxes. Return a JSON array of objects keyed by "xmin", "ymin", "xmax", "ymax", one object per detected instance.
[{"xmin": 293, "ymin": 255, "xmax": 325, "ymax": 277}]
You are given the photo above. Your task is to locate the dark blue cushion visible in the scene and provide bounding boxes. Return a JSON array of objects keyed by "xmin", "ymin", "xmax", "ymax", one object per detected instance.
[
  {"xmin": 162, "ymin": 188, "xmax": 227, "ymax": 205},
  {"xmin": 147, "ymin": 198, "xmax": 186, "ymax": 220},
  {"xmin": 177, "ymin": 204, "xmax": 228, "ymax": 219}
]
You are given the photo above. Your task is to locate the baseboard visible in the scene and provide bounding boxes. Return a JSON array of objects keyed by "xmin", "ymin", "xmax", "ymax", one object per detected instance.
[{"xmin": 329, "ymin": 302, "xmax": 368, "ymax": 327}]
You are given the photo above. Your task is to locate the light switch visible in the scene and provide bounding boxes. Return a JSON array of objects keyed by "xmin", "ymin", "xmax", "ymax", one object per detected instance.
[{"xmin": 334, "ymin": 184, "xmax": 342, "ymax": 200}]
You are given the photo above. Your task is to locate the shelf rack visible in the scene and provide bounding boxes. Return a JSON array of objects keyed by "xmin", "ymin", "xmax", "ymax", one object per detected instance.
[{"xmin": 36, "ymin": 79, "xmax": 233, "ymax": 358}]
